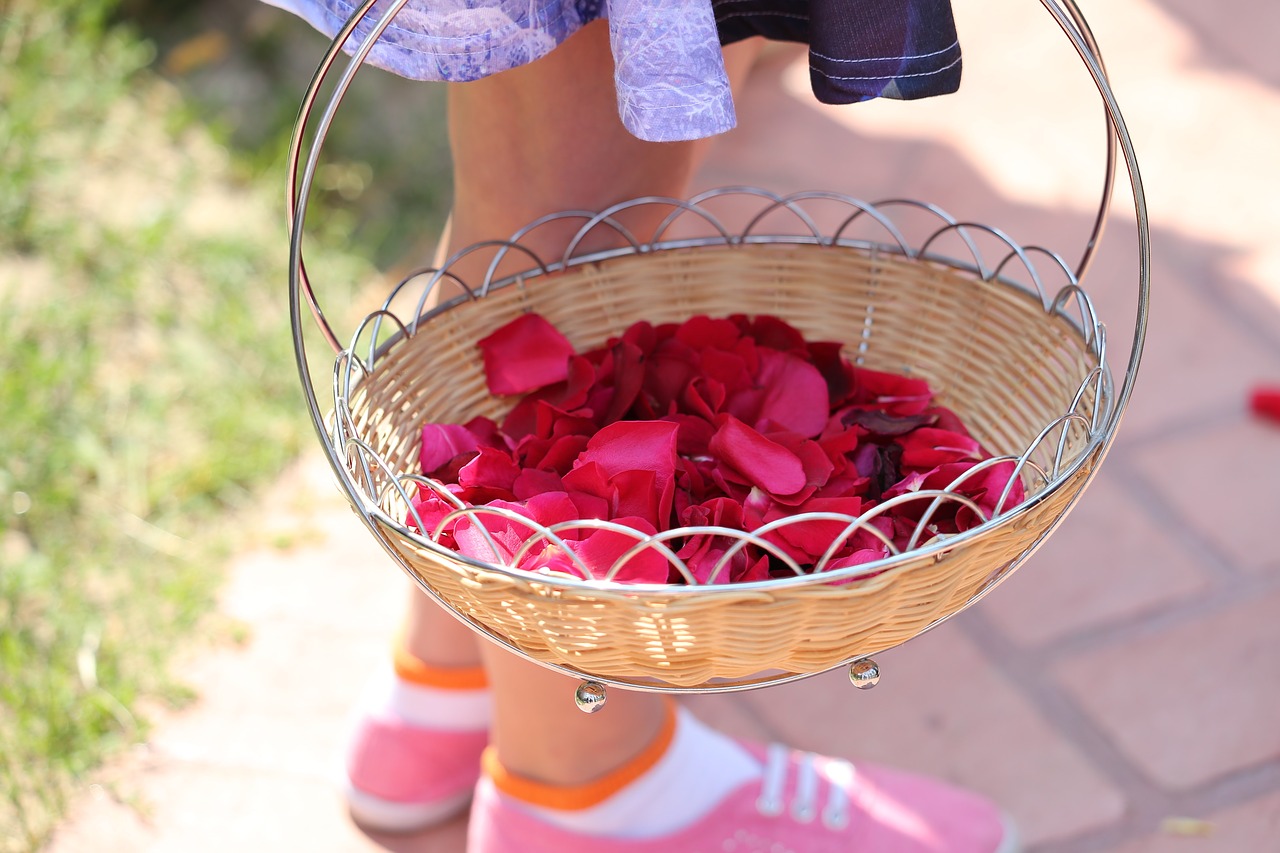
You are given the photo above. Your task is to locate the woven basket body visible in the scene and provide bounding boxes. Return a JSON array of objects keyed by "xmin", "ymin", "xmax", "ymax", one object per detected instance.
[{"xmin": 340, "ymin": 243, "xmax": 1104, "ymax": 688}]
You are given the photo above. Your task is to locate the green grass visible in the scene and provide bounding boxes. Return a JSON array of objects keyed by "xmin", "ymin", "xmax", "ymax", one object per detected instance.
[{"xmin": 0, "ymin": 1, "xmax": 379, "ymax": 848}]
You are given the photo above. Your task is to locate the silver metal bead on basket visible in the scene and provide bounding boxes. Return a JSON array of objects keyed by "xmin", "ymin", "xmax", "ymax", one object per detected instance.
[{"xmin": 287, "ymin": 0, "xmax": 1150, "ymax": 696}]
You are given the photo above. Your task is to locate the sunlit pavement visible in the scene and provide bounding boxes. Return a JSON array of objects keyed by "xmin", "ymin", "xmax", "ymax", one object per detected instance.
[{"xmin": 48, "ymin": 1, "xmax": 1280, "ymax": 850}]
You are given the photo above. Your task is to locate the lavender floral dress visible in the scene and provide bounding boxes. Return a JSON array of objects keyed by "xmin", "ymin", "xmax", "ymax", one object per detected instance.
[{"xmin": 264, "ymin": 0, "xmax": 962, "ymax": 142}]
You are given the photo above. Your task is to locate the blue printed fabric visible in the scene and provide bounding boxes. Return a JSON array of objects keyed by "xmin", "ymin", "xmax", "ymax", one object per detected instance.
[{"xmin": 264, "ymin": 0, "xmax": 962, "ymax": 142}]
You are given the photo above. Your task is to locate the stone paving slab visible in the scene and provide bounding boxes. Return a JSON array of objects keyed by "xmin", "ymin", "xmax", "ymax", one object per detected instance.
[{"xmin": 45, "ymin": 0, "xmax": 1280, "ymax": 850}]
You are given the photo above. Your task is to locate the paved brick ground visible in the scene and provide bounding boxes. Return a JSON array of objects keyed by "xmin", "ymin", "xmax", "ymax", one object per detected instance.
[{"xmin": 47, "ymin": 0, "xmax": 1280, "ymax": 850}]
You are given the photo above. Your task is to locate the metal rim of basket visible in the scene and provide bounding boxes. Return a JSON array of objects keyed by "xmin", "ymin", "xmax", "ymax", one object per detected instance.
[
  {"xmin": 330, "ymin": 191, "xmax": 1111, "ymax": 593},
  {"xmin": 284, "ymin": 0, "xmax": 1151, "ymax": 694}
]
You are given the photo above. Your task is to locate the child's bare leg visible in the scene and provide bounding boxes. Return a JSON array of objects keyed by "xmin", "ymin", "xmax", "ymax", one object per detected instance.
[{"xmin": 401, "ymin": 22, "xmax": 761, "ymax": 673}]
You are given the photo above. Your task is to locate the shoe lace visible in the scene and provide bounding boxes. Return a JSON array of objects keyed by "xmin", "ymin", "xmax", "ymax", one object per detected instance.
[{"xmin": 755, "ymin": 744, "xmax": 852, "ymax": 831}]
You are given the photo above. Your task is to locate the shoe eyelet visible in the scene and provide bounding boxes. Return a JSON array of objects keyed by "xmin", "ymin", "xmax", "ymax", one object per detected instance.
[
  {"xmin": 755, "ymin": 796, "xmax": 784, "ymax": 818},
  {"xmin": 790, "ymin": 804, "xmax": 816, "ymax": 824}
]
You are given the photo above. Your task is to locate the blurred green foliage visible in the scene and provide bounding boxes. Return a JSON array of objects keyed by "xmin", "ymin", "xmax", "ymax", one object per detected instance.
[
  {"xmin": 0, "ymin": 0, "xmax": 378, "ymax": 847},
  {"xmin": 121, "ymin": 0, "xmax": 455, "ymax": 269}
]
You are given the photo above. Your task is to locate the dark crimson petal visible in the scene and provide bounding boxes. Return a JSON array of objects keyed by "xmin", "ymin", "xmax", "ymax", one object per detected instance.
[
  {"xmin": 643, "ymin": 338, "xmax": 699, "ymax": 415},
  {"xmin": 461, "ymin": 416, "xmax": 509, "ymax": 449},
  {"xmin": 597, "ymin": 340, "xmax": 646, "ymax": 425},
  {"xmin": 852, "ymin": 441, "xmax": 903, "ymax": 500},
  {"xmin": 519, "ymin": 433, "xmax": 589, "ymax": 475},
  {"xmin": 534, "ymin": 401, "xmax": 596, "ymax": 443},
  {"xmin": 500, "ymin": 356, "xmax": 597, "ymax": 440},
  {"xmin": 710, "ymin": 416, "xmax": 807, "ymax": 496},
  {"xmin": 924, "ymin": 405, "xmax": 972, "ymax": 437},
  {"xmin": 431, "ymin": 451, "xmax": 480, "ymax": 487},
  {"xmin": 736, "ymin": 314, "xmax": 808, "ymax": 356},
  {"xmin": 476, "ymin": 313, "xmax": 576, "ymax": 396},
  {"xmin": 842, "ymin": 409, "xmax": 939, "ymax": 437},
  {"xmin": 807, "ymin": 341, "xmax": 855, "ymax": 406},
  {"xmin": 453, "ymin": 484, "xmax": 518, "ymax": 505}
]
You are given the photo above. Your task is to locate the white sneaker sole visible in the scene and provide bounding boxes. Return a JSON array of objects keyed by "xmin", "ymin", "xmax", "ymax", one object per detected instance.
[
  {"xmin": 995, "ymin": 813, "xmax": 1022, "ymax": 853},
  {"xmin": 343, "ymin": 781, "xmax": 473, "ymax": 834}
]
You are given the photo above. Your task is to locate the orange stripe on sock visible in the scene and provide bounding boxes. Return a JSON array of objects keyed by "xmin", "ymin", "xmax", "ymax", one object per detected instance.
[
  {"xmin": 393, "ymin": 646, "xmax": 488, "ymax": 690},
  {"xmin": 483, "ymin": 700, "xmax": 678, "ymax": 811}
]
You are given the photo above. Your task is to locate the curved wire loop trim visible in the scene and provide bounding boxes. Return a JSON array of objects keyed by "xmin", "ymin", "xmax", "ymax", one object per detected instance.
[{"xmin": 322, "ymin": 190, "xmax": 1114, "ymax": 592}]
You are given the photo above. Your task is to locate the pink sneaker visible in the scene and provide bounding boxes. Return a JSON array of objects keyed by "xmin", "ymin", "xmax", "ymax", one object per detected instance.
[
  {"xmin": 467, "ymin": 741, "xmax": 1018, "ymax": 853},
  {"xmin": 342, "ymin": 670, "xmax": 491, "ymax": 833}
]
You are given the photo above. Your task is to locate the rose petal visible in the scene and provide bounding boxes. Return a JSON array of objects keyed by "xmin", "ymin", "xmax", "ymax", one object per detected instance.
[
  {"xmin": 842, "ymin": 409, "xmax": 939, "ymax": 437},
  {"xmin": 457, "ymin": 446, "xmax": 520, "ymax": 493},
  {"xmin": 675, "ymin": 315, "xmax": 742, "ymax": 351},
  {"xmin": 569, "ymin": 517, "xmax": 668, "ymax": 583},
  {"xmin": 420, "ymin": 423, "xmax": 485, "ymax": 475},
  {"xmin": 850, "ymin": 366, "xmax": 934, "ymax": 415},
  {"xmin": 512, "ymin": 468, "xmax": 566, "ymax": 501},
  {"xmin": 577, "ymin": 420, "xmax": 680, "ymax": 485},
  {"xmin": 807, "ymin": 341, "xmax": 854, "ymax": 406},
  {"xmin": 760, "ymin": 429, "xmax": 835, "ymax": 505},
  {"xmin": 501, "ymin": 356, "xmax": 596, "ymax": 440},
  {"xmin": 735, "ymin": 314, "xmax": 808, "ymax": 356},
  {"xmin": 710, "ymin": 415, "xmax": 807, "ymax": 496},
  {"xmin": 752, "ymin": 350, "xmax": 830, "ymax": 437},
  {"xmin": 477, "ymin": 313, "xmax": 576, "ymax": 396},
  {"xmin": 896, "ymin": 427, "xmax": 982, "ymax": 470}
]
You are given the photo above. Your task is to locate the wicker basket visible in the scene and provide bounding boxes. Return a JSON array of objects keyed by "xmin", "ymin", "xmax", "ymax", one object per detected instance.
[{"xmin": 287, "ymin": 1, "xmax": 1150, "ymax": 694}]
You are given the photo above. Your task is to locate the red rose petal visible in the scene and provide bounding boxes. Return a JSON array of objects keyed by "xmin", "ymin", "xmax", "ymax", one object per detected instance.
[
  {"xmin": 752, "ymin": 350, "xmax": 831, "ymax": 437},
  {"xmin": 578, "ymin": 420, "xmax": 680, "ymax": 484},
  {"xmin": 850, "ymin": 366, "xmax": 934, "ymax": 415},
  {"xmin": 710, "ymin": 415, "xmax": 807, "ymax": 496},
  {"xmin": 477, "ymin": 313, "xmax": 576, "ymax": 396},
  {"xmin": 896, "ymin": 427, "xmax": 982, "ymax": 470},
  {"xmin": 675, "ymin": 315, "xmax": 742, "ymax": 351},
  {"xmin": 457, "ymin": 446, "xmax": 520, "ymax": 493}
]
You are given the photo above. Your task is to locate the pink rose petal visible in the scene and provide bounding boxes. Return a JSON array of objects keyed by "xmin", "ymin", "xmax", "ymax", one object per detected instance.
[
  {"xmin": 569, "ymin": 517, "xmax": 668, "ymax": 583},
  {"xmin": 420, "ymin": 423, "xmax": 484, "ymax": 475}
]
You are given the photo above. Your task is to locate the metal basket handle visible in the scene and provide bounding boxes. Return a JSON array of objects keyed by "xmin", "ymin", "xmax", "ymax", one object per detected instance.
[{"xmin": 287, "ymin": 0, "xmax": 1150, "ymax": 451}]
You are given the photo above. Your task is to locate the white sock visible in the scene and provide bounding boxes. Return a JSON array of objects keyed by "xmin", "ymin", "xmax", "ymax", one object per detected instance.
[
  {"xmin": 363, "ymin": 666, "xmax": 492, "ymax": 731},
  {"xmin": 506, "ymin": 707, "xmax": 761, "ymax": 838}
]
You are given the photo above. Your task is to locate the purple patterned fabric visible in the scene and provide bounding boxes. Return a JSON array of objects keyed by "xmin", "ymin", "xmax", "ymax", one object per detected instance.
[{"xmin": 264, "ymin": 0, "xmax": 961, "ymax": 142}]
